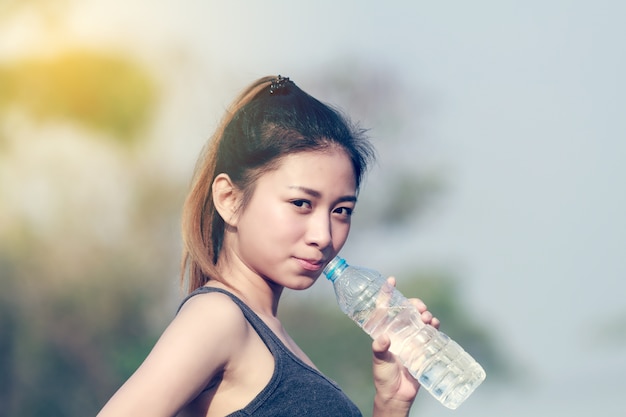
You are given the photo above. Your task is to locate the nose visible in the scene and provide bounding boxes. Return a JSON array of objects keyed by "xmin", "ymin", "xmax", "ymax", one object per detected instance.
[{"xmin": 305, "ymin": 212, "xmax": 332, "ymax": 249}]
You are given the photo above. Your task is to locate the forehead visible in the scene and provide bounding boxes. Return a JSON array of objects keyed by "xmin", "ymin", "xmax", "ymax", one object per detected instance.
[{"xmin": 262, "ymin": 150, "xmax": 357, "ymax": 190}]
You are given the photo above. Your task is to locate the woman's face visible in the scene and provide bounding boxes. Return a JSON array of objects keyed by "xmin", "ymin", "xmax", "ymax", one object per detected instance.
[{"xmin": 231, "ymin": 149, "xmax": 357, "ymax": 290}]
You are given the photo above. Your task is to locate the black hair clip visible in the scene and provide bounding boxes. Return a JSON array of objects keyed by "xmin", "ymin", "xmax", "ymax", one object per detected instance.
[{"xmin": 269, "ymin": 75, "xmax": 290, "ymax": 94}]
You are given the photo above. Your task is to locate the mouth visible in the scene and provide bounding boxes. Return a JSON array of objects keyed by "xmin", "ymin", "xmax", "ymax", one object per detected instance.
[{"xmin": 295, "ymin": 257, "xmax": 326, "ymax": 272}]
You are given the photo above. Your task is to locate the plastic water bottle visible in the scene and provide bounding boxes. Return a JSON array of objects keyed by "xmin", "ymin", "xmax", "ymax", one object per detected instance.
[{"xmin": 323, "ymin": 256, "xmax": 486, "ymax": 410}]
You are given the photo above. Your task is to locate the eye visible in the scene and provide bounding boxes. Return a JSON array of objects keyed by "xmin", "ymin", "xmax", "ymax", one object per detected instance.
[
  {"xmin": 291, "ymin": 199, "xmax": 312, "ymax": 210},
  {"xmin": 333, "ymin": 206, "xmax": 354, "ymax": 217}
]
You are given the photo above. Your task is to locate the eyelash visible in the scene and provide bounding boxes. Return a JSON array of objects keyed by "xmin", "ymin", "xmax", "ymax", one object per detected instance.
[
  {"xmin": 334, "ymin": 207, "xmax": 353, "ymax": 217},
  {"xmin": 291, "ymin": 199, "xmax": 312, "ymax": 209},
  {"xmin": 290, "ymin": 200, "xmax": 354, "ymax": 217}
]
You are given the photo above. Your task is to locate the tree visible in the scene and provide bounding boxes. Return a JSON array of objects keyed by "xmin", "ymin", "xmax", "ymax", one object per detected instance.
[{"xmin": 0, "ymin": 47, "xmax": 170, "ymax": 415}]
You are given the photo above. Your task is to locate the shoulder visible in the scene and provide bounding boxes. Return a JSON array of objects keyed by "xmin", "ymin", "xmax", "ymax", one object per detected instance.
[
  {"xmin": 175, "ymin": 290, "xmax": 250, "ymax": 346},
  {"xmin": 178, "ymin": 289, "xmax": 243, "ymax": 317},
  {"xmin": 147, "ymin": 291, "xmax": 251, "ymax": 390},
  {"xmin": 96, "ymin": 291, "xmax": 252, "ymax": 416},
  {"xmin": 136, "ymin": 290, "xmax": 252, "ymax": 379}
]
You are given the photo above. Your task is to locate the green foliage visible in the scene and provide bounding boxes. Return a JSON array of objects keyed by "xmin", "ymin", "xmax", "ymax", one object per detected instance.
[
  {"xmin": 0, "ymin": 44, "xmax": 168, "ymax": 414},
  {"xmin": 0, "ymin": 237, "xmax": 168, "ymax": 416},
  {"xmin": 0, "ymin": 50, "xmax": 157, "ymax": 143}
]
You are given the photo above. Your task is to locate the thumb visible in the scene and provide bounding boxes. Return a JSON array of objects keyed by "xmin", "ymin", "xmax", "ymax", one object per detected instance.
[
  {"xmin": 372, "ymin": 334, "xmax": 402, "ymax": 395},
  {"xmin": 372, "ymin": 334, "xmax": 393, "ymax": 362}
]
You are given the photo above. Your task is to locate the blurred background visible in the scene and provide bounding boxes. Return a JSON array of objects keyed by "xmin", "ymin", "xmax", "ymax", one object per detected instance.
[{"xmin": 1, "ymin": 1, "xmax": 624, "ymax": 416}]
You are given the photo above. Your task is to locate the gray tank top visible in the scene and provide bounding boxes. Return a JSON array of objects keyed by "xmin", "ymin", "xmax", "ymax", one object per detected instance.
[{"xmin": 178, "ymin": 287, "xmax": 363, "ymax": 417}]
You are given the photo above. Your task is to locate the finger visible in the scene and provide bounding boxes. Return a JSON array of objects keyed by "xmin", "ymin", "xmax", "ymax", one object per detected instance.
[
  {"xmin": 430, "ymin": 316, "xmax": 441, "ymax": 329},
  {"xmin": 420, "ymin": 310, "xmax": 433, "ymax": 324},
  {"xmin": 372, "ymin": 334, "xmax": 392, "ymax": 360},
  {"xmin": 409, "ymin": 298, "xmax": 427, "ymax": 313},
  {"xmin": 386, "ymin": 276, "xmax": 397, "ymax": 287}
]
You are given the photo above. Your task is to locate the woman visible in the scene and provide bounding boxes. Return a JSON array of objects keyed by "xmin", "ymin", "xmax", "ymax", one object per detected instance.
[{"xmin": 97, "ymin": 75, "xmax": 439, "ymax": 417}]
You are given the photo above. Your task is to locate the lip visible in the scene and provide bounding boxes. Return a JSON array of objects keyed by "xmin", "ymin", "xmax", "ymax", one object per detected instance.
[{"xmin": 295, "ymin": 257, "xmax": 325, "ymax": 272}]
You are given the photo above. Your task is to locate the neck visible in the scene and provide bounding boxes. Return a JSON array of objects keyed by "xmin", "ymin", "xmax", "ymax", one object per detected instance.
[{"xmin": 213, "ymin": 253, "xmax": 282, "ymax": 317}]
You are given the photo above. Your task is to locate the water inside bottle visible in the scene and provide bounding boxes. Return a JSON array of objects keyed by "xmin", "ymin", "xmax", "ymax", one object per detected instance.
[
  {"xmin": 334, "ymin": 264, "xmax": 485, "ymax": 409},
  {"xmin": 359, "ymin": 303, "xmax": 485, "ymax": 409}
]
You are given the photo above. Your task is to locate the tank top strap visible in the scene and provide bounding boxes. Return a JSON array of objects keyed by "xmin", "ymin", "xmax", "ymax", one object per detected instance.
[
  {"xmin": 176, "ymin": 286, "xmax": 363, "ymax": 417},
  {"xmin": 177, "ymin": 286, "xmax": 283, "ymax": 355}
]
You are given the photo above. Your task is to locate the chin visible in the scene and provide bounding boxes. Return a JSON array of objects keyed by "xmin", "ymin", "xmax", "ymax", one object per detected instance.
[{"xmin": 289, "ymin": 278, "xmax": 318, "ymax": 291}]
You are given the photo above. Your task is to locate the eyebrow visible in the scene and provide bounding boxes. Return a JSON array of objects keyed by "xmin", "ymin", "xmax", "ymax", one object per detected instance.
[{"xmin": 288, "ymin": 186, "xmax": 357, "ymax": 203}]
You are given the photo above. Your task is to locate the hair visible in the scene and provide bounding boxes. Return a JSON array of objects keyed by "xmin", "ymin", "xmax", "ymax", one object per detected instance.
[{"xmin": 180, "ymin": 75, "xmax": 375, "ymax": 293}]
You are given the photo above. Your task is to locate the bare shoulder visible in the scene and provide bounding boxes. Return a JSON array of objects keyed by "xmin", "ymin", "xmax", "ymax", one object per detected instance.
[
  {"xmin": 141, "ymin": 290, "xmax": 251, "ymax": 381},
  {"xmin": 176, "ymin": 290, "xmax": 247, "ymax": 325},
  {"xmin": 174, "ymin": 290, "xmax": 250, "ymax": 348},
  {"xmin": 96, "ymin": 290, "xmax": 250, "ymax": 417}
]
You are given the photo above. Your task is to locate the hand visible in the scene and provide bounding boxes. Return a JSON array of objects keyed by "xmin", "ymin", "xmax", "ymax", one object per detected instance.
[{"xmin": 371, "ymin": 277, "xmax": 440, "ymax": 416}]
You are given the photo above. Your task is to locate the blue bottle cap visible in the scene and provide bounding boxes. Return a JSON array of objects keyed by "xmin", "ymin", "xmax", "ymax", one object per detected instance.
[{"xmin": 323, "ymin": 256, "xmax": 346, "ymax": 282}]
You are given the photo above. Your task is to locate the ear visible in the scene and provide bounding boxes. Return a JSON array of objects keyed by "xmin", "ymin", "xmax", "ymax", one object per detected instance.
[{"xmin": 212, "ymin": 173, "xmax": 241, "ymax": 227}]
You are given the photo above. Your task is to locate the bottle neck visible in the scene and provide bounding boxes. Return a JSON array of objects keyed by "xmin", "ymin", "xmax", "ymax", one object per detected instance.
[{"xmin": 323, "ymin": 256, "xmax": 348, "ymax": 282}]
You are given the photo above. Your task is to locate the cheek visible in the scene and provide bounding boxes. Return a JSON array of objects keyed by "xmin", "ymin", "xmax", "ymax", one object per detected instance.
[
  {"xmin": 331, "ymin": 220, "xmax": 352, "ymax": 247},
  {"xmin": 247, "ymin": 203, "xmax": 303, "ymax": 242},
  {"xmin": 274, "ymin": 212, "xmax": 307, "ymax": 240}
]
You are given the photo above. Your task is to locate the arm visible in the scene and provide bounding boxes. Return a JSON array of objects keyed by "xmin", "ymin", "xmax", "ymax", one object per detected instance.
[
  {"xmin": 371, "ymin": 278, "xmax": 441, "ymax": 417},
  {"xmin": 97, "ymin": 292, "xmax": 249, "ymax": 417}
]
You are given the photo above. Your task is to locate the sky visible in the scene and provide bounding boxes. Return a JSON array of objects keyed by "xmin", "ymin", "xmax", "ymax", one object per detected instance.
[{"xmin": 3, "ymin": 1, "xmax": 625, "ymax": 415}]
